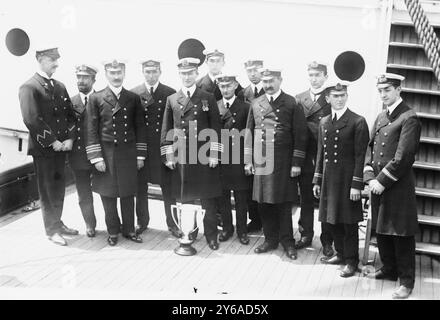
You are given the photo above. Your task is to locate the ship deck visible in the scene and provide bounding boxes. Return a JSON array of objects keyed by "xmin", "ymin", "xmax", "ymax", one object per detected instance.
[{"xmin": 0, "ymin": 185, "xmax": 439, "ymax": 300}]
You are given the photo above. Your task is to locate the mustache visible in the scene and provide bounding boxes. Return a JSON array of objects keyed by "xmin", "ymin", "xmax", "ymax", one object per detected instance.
[{"xmin": 265, "ymin": 86, "xmax": 274, "ymax": 91}]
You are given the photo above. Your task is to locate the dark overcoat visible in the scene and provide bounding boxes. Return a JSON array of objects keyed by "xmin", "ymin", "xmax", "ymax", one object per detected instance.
[
  {"xmin": 313, "ymin": 109, "xmax": 369, "ymax": 224},
  {"xmin": 244, "ymin": 92, "xmax": 307, "ymax": 204},
  {"xmin": 364, "ymin": 101, "xmax": 421, "ymax": 236},
  {"xmin": 85, "ymin": 86, "xmax": 147, "ymax": 197},
  {"xmin": 196, "ymin": 74, "xmax": 243, "ymax": 101},
  {"xmin": 238, "ymin": 85, "xmax": 265, "ymax": 103}
]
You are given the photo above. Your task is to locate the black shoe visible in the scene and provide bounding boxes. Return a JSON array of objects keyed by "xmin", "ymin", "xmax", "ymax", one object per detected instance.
[
  {"xmin": 340, "ymin": 264, "xmax": 357, "ymax": 277},
  {"xmin": 107, "ymin": 236, "xmax": 118, "ymax": 246},
  {"xmin": 295, "ymin": 236, "xmax": 313, "ymax": 249},
  {"xmin": 370, "ymin": 269, "xmax": 398, "ymax": 281},
  {"xmin": 135, "ymin": 225, "xmax": 148, "ymax": 235},
  {"xmin": 168, "ymin": 226, "xmax": 183, "ymax": 238},
  {"xmin": 86, "ymin": 228, "xmax": 96, "ymax": 238},
  {"xmin": 321, "ymin": 255, "xmax": 344, "ymax": 265},
  {"xmin": 48, "ymin": 233, "xmax": 67, "ymax": 246},
  {"xmin": 322, "ymin": 244, "xmax": 334, "ymax": 257},
  {"xmin": 238, "ymin": 233, "xmax": 250, "ymax": 245},
  {"xmin": 219, "ymin": 230, "xmax": 233, "ymax": 242},
  {"xmin": 392, "ymin": 285, "xmax": 413, "ymax": 299},
  {"xmin": 60, "ymin": 225, "xmax": 79, "ymax": 236},
  {"xmin": 124, "ymin": 234, "xmax": 143, "ymax": 243},
  {"xmin": 247, "ymin": 221, "xmax": 262, "ymax": 233},
  {"xmin": 254, "ymin": 241, "xmax": 278, "ymax": 254},
  {"xmin": 284, "ymin": 246, "xmax": 298, "ymax": 260},
  {"xmin": 208, "ymin": 240, "xmax": 219, "ymax": 250}
]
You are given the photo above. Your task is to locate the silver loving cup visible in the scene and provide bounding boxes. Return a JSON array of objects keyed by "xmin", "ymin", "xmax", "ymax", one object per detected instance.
[{"xmin": 171, "ymin": 204, "xmax": 205, "ymax": 256}]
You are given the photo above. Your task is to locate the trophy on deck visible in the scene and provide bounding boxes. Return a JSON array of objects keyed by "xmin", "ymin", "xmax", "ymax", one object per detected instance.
[{"xmin": 171, "ymin": 204, "xmax": 205, "ymax": 256}]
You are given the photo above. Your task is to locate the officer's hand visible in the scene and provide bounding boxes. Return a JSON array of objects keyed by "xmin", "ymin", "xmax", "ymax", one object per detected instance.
[
  {"xmin": 244, "ymin": 164, "xmax": 255, "ymax": 176},
  {"xmin": 313, "ymin": 185, "xmax": 321, "ymax": 199},
  {"xmin": 165, "ymin": 161, "xmax": 176, "ymax": 170},
  {"xmin": 95, "ymin": 161, "xmax": 106, "ymax": 172},
  {"xmin": 290, "ymin": 166, "xmax": 301, "ymax": 177},
  {"xmin": 370, "ymin": 179, "xmax": 385, "ymax": 195},
  {"xmin": 52, "ymin": 140, "xmax": 63, "ymax": 152},
  {"xmin": 350, "ymin": 188, "xmax": 361, "ymax": 201},
  {"xmin": 209, "ymin": 158, "xmax": 218, "ymax": 168},
  {"xmin": 61, "ymin": 139, "xmax": 73, "ymax": 151},
  {"xmin": 137, "ymin": 159, "xmax": 144, "ymax": 170}
]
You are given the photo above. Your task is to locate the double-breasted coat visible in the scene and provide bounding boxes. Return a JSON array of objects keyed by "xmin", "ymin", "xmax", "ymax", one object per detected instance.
[
  {"xmin": 196, "ymin": 74, "xmax": 243, "ymax": 101},
  {"xmin": 68, "ymin": 94, "xmax": 92, "ymax": 170},
  {"xmin": 364, "ymin": 101, "xmax": 421, "ymax": 236},
  {"xmin": 160, "ymin": 87, "xmax": 223, "ymax": 202},
  {"xmin": 313, "ymin": 109, "xmax": 370, "ymax": 224},
  {"xmin": 239, "ymin": 85, "xmax": 265, "ymax": 104},
  {"xmin": 85, "ymin": 87, "xmax": 147, "ymax": 198},
  {"xmin": 244, "ymin": 92, "xmax": 307, "ymax": 204},
  {"xmin": 217, "ymin": 98, "xmax": 250, "ymax": 191},
  {"xmin": 19, "ymin": 73, "xmax": 77, "ymax": 157},
  {"xmin": 131, "ymin": 83, "xmax": 176, "ymax": 185}
]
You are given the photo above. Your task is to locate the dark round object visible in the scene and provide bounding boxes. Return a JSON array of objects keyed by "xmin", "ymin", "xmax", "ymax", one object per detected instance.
[
  {"xmin": 5, "ymin": 28, "xmax": 30, "ymax": 56},
  {"xmin": 334, "ymin": 51, "xmax": 365, "ymax": 82},
  {"xmin": 178, "ymin": 38, "xmax": 205, "ymax": 66}
]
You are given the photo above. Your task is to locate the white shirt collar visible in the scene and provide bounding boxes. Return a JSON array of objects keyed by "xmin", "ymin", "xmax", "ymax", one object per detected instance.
[
  {"xmin": 223, "ymin": 95, "xmax": 236, "ymax": 108},
  {"xmin": 386, "ymin": 97, "xmax": 403, "ymax": 115},
  {"xmin": 109, "ymin": 84, "xmax": 123, "ymax": 98},
  {"xmin": 145, "ymin": 81, "xmax": 159, "ymax": 94},
  {"xmin": 37, "ymin": 70, "xmax": 53, "ymax": 80},
  {"xmin": 266, "ymin": 90, "xmax": 281, "ymax": 102},
  {"xmin": 251, "ymin": 82, "xmax": 263, "ymax": 93},
  {"xmin": 209, "ymin": 73, "xmax": 219, "ymax": 84},
  {"xmin": 79, "ymin": 90, "xmax": 94, "ymax": 105},
  {"xmin": 331, "ymin": 106, "xmax": 348, "ymax": 121},
  {"xmin": 181, "ymin": 84, "xmax": 196, "ymax": 98}
]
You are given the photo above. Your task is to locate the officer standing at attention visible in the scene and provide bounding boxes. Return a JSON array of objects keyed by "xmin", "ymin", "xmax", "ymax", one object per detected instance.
[
  {"xmin": 69, "ymin": 64, "xmax": 98, "ymax": 237},
  {"xmin": 364, "ymin": 73, "xmax": 421, "ymax": 299},
  {"xmin": 244, "ymin": 68, "xmax": 307, "ymax": 260},
  {"xmin": 295, "ymin": 61, "xmax": 334, "ymax": 257},
  {"xmin": 312, "ymin": 81, "xmax": 369, "ymax": 277},
  {"xmin": 86, "ymin": 59, "xmax": 147, "ymax": 246},
  {"xmin": 19, "ymin": 46, "xmax": 79, "ymax": 246},
  {"xmin": 160, "ymin": 57, "xmax": 223, "ymax": 250},
  {"xmin": 131, "ymin": 60, "xmax": 182, "ymax": 237},
  {"xmin": 239, "ymin": 59, "xmax": 265, "ymax": 233},
  {"xmin": 196, "ymin": 48, "xmax": 243, "ymax": 101}
]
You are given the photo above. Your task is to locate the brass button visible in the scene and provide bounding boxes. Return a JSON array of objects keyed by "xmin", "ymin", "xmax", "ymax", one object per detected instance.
[
  {"xmin": 334, "ymin": 159, "xmax": 338, "ymax": 163},
  {"xmin": 382, "ymin": 142, "xmax": 385, "ymax": 146}
]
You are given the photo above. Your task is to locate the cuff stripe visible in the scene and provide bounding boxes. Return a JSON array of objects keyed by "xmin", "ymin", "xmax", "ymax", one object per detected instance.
[{"xmin": 382, "ymin": 168, "xmax": 397, "ymax": 181}]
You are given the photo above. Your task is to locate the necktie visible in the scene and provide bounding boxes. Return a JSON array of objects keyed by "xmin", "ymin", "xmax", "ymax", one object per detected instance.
[
  {"xmin": 386, "ymin": 109, "xmax": 391, "ymax": 117},
  {"xmin": 187, "ymin": 91, "xmax": 191, "ymax": 98},
  {"xmin": 150, "ymin": 87, "xmax": 154, "ymax": 96},
  {"xmin": 254, "ymin": 87, "xmax": 258, "ymax": 97},
  {"xmin": 84, "ymin": 96, "xmax": 88, "ymax": 106},
  {"xmin": 226, "ymin": 102, "xmax": 230, "ymax": 109},
  {"xmin": 270, "ymin": 96, "xmax": 274, "ymax": 104},
  {"xmin": 333, "ymin": 113, "xmax": 337, "ymax": 123},
  {"xmin": 313, "ymin": 94, "xmax": 318, "ymax": 102}
]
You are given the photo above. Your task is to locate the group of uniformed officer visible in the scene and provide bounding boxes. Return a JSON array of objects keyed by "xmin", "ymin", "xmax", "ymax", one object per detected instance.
[{"xmin": 18, "ymin": 45, "xmax": 421, "ymax": 299}]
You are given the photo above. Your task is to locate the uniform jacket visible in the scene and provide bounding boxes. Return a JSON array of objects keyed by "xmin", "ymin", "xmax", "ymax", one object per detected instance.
[
  {"xmin": 217, "ymin": 97, "xmax": 250, "ymax": 191},
  {"xmin": 85, "ymin": 86, "xmax": 147, "ymax": 197},
  {"xmin": 295, "ymin": 89, "xmax": 331, "ymax": 159},
  {"xmin": 131, "ymin": 82, "xmax": 176, "ymax": 185},
  {"xmin": 68, "ymin": 93, "xmax": 92, "ymax": 170},
  {"xmin": 313, "ymin": 108, "xmax": 369, "ymax": 224},
  {"xmin": 196, "ymin": 74, "xmax": 243, "ymax": 101},
  {"xmin": 160, "ymin": 87, "xmax": 223, "ymax": 202},
  {"xmin": 364, "ymin": 101, "xmax": 421, "ymax": 236},
  {"xmin": 238, "ymin": 84, "xmax": 265, "ymax": 104},
  {"xmin": 19, "ymin": 73, "xmax": 76, "ymax": 157},
  {"xmin": 244, "ymin": 91, "xmax": 307, "ymax": 204}
]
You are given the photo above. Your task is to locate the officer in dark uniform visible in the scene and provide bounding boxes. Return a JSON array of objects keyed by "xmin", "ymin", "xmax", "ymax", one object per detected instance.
[
  {"xmin": 215, "ymin": 73, "xmax": 250, "ymax": 245},
  {"xmin": 196, "ymin": 49, "xmax": 243, "ymax": 101},
  {"xmin": 86, "ymin": 59, "xmax": 147, "ymax": 246},
  {"xmin": 160, "ymin": 57, "xmax": 223, "ymax": 250},
  {"xmin": 364, "ymin": 73, "xmax": 421, "ymax": 299},
  {"xmin": 131, "ymin": 60, "xmax": 181, "ymax": 237},
  {"xmin": 19, "ymin": 46, "xmax": 79, "ymax": 246},
  {"xmin": 238, "ymin": 60, "xmax": 265, "ymax": 233},
  {"xmin": 244, "ymin": 68, "xmax": 307, "ymax": 260},
  {"xmin": 295, "ymin": 61, "xmax": 334, "ymax": 257},
  {"xmin": 68, "ymin": 64, "xmax": 98, "ymax": 237},
  {"xmin": 312, "ymin": 81, "xmax": 369, "ymax": 277}
]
